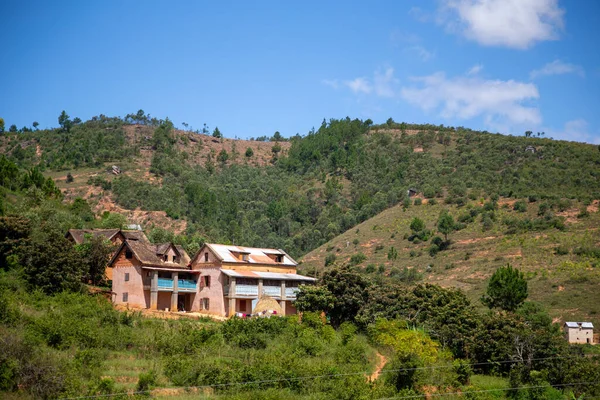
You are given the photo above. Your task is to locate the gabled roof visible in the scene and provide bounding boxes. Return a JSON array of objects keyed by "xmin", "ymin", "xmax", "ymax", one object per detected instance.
[
  {"xmin": 66, "ymin": 229, "xmax": 149, "ymax": 244},
  {"xmin": 121, "ymin": 230, "xmax": 149, "ymax": 242},
  {"xmin": 109, "ymin": 240, "xmax": 191, "ymax": 270},
  {"xmin": 564, "ymin": 321, "xmax": 594, "ymax": 328},
  {"xmin": 66, "ymin": 229, "xmax": 121, "ymax": 244},
  {"xmin": 193, "ymin": 243, "xmax": 297, "ymax": 266}
]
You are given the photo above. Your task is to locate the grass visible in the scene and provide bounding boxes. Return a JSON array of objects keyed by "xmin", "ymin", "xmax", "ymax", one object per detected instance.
[{"xmin": 300, "ymin": 198, "xmax": 600, "ymax": 327}]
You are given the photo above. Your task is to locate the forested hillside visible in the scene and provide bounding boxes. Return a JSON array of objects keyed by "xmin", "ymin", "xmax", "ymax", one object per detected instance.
[
  {"xmin": 1, "ymin": 112, "xmax": 600, "ymax": 399},
  {"xmin": 3, "ymin": 113, "xmax": 599, "ymax": 260}
]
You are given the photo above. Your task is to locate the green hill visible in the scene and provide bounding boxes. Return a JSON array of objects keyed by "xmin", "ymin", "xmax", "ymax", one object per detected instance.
[{"xmin": 299, "ymin": 196, "xmax": 600, "ymax": 327}]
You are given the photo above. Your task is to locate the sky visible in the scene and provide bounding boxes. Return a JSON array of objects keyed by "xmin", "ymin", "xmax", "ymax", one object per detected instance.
[{"xmin": 1, "ymin": 0, "xmax": 600, "ymax": 143}]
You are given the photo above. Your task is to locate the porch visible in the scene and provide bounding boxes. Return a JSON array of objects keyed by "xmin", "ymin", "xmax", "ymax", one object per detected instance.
[{"xmin": 143, "ymin": 268, "xmax": 200, "ymax": 312}]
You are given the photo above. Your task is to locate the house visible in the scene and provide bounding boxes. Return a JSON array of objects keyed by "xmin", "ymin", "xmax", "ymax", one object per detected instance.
[
  {"xmin": 109, "ymin": 241, "xmax": 315, "ymax": 317},
  {"xmin": 189, "ymin": 243, "xmax": 315, "ymax": 317},
  {"xmin": 407, "ymin": 188, "xmax": 418, "ymax": 197},
  {"xmin": 66, "ymin": 228, "xmax": 149, "ymax": 280},
  {"xmin": 564, "ymin": 322, "xmax": 594, "ymax": 344},
  {"xmin": 109, "ymin": 240, "xmax": 194, "ymax": 312}
]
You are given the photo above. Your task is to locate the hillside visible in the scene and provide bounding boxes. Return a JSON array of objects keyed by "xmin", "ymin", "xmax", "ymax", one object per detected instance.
[{"xmin": 300, "ymin": 196, "xmax": 600, "ymax": 327}]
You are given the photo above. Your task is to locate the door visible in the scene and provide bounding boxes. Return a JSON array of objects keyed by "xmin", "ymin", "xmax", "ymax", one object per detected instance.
[
  {"xmin": 239, "ymin": 299, "xmax": 247, "ymax": 314},
  {"xmin": 251, "ymin": 298, "xmax": 258, "ymax": 313}
]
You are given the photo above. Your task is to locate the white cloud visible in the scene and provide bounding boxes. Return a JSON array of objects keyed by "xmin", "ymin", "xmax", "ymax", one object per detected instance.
[
  {"xmin": 406, "ymin": 45, "xmax": 435, "ymax": 61},
  {"xmin": 467, "ymin": 64, "xmax": 483, "ymax": 75},
  {"xmin": 530, "ymin": 60, "xmax": 585, "ymax": 79},
  {"xmin": 546, "ymin": 119, "xmax": 600, "ymax": 144},
  {"xmin": 322, "ymin": 79, "xmax": 340, "ymax": 89},
  {"xmin": 374, "ymin": 67, "xmax": 398, "ymax": 97},
  {"xmin": 329, "ymin": 67, "xmax": 398, "ymax": 97},
  {"xmin": 400, "ymin": 72, "xmax": 541, "ymax": 128},
  {"xmin": 440, "ymin": 0, "xmax": 564, "ymax": 49},
  {"xmin": 345, "ymin": 77, "xmax": 372, "ymax": 94}
]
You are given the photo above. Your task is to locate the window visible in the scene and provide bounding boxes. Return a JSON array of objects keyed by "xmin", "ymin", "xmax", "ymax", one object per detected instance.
[
  {"xmin": 275, "ymin": 255, "xmax": 283, "ymax": 263},
  {"xmin": 203, "ymin": 276, "xmax": 211, "ymax": 288},
  {"xmin": 124, "ymin": 273, "xmax": 130, "ymax": 282},
  {"xmin": 204, "ymin": 252, "xmax": 209, "ymax": 262},
  {"xmin": 242, "ymin": 254, "xmax": 249, "ymax": 261},
  {"xmin": 122, "ymin": 292, "xmax": 128, "ymax": 302},
  {"xmin": 172, "ymin": 255, "xmax": 178, "ymax": 263},
  {"xmin": 163, "ymin": 255, "xmax": 168, "ymax": 262},
  {"xmin": 202, "ymin": 298, "xmax": 210, "ymax": 310},
  {"xmin": 125, "ymin": 248, "xmax": 133, "ymax": 259}
]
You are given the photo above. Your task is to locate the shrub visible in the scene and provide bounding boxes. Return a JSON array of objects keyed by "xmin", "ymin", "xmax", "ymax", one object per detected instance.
[
  {"xmin": 388, "ymin": 247, "xmax": 398, "ymax": 260},
  {"xmin": 365, "ymin": 264, "xmax": 376, "ymax": 273},
  {"xmin": 245, "ymin": 147, "xmax": 254, "ymax": 158},
  {"xmin": 414, "ymin": 198, "xmax": 422, "ymax": 205},
  {"xmin": 137, "ymin": 370, "xmax": 157, "ymax": 392},
  {"xmin": 375, "ymin": 244, "xmax": 384, "ymax": 251},
  {"xmin": 513, "ymin": 200, "xmax": 527, "ymax": 212},
  {"xmin": 352, "ymin": 238, "xmax": 359, "ymax": 246},
  {"xmin": 554, "ymin": 245, "xmax": 569, "ymax": 255},
  {"xmin": 349, "ymin": 253, "xmax": 367, "ymax": 266},
  {"xmin": 325, "ymin": 254, "xmax": 337, "ymax": 267}
]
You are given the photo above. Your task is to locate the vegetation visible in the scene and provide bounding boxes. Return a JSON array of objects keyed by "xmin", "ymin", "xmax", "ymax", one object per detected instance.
[{"xmin": 0, "ymin": 112, "xmax": 599, "ymax": 398}]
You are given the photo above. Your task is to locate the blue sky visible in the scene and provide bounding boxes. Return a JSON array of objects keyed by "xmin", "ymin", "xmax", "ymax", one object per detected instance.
[{"xmin": 1, "ymin": 0, "xmax": 599, "ymax": 143}]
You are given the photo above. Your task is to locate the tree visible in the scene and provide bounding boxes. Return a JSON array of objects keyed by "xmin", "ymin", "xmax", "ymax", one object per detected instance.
[
  {"xmin": 217, "ymin": 149, "xmax": 229, "ymax": 165},
  {"xmin": 76, "ymin": 234, "xmax": 114, "ymax": 285},
  {"xmin": 437, "ymin": 210, "xmax": 455, "ymax": 241},
  {"xmin": 32, "ymin": 121, "xmax": 39, "ymax": 130},
  {"xmin": 320, "ymin": 267, "xmax": 370, "ymax": 327},
  {"xmin": 294, "ymin": 285, "xmax": 335, "ymax": 313},
  {"xmin": 0, "ymin": 216, "xmax": 31, "ymax": 270},
  {"xmin": 271, "ymin": 143, "xmax": 282, "ymax": 155},
  {"xmin": 22, "ymin": 229, "xmax": 86, "ymax": 294},
  {"xmin": 66, "ymin": 173, "xmax": 74, "ymax": 183},
  {"xmin": 271, "ymin": 131, "xmax": 283, "ymax": 142},
  {"xmin": 0, "ymin": 118, "xmax": 4, "ymax": 133},
  {"xmin": 245, "ymin": 147, "xmax": 254, "ymax": 158},
  {"xmin": 58, "ymin": 110, "xmax": 72, "ymax": 132},
  {"xmin": 9, "ymin": 125, "xmax": 17, "ymax": 133},
  {"xmin": 212, "ymin": 127, "xmax": 222, "ymax": 139},
  {"xmin": 481, "ymin": 264, "xmax": 528, "ymax": 312},
  {"xmin": 410, "ymin": 217, "xmax": 425, "ymax": 233},
  {"xmin": 525, "ymin": 131, "xmax": 533, "ymax": 138},
  {"xmin": 100, "ymin": 212, "xmax": 127, "ymax": 229},
  {"xmin": 72, "ymin": 117, "xmax": 82, "ymax": 125}
]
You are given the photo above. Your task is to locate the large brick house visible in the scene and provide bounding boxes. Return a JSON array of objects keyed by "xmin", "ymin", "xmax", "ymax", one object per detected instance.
[
  {"xmin": 108, "ymin": 240, "xmax": 314, "ymax": 316},
  {"xmin": 564, "ymin": 322, "xmax": 595, "ymax": 344}
]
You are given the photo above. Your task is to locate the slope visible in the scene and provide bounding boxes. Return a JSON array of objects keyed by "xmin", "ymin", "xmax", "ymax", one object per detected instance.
[{"xmin": 300, "ymin": 196, "xmax": 600, "ymax": 327}]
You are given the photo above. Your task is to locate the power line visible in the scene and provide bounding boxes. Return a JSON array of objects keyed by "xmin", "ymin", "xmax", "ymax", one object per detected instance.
[
  {"xmin": 376, "ymin": 381, "xmax": 600, "ymax": 400},
  {"xmin": 59, "ymin": 354, "xmax": 591, "ymax": 400}
]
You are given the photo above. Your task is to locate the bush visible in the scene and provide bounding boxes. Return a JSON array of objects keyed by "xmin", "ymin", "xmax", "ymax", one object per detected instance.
[
  {"xmin": 137, "ymin": 370, "xmax": 157, "ymax": 392},
  {"xmin": 414, "ymin": 198, "xmax": 422, "ymax": 205},
  {"xmin": 513, "ymin": 200, "xmax": 527, "ymax": 212},
  {"xmin": 365, "ymin": 264, "xmax": 376, "ymax": 273},
  {"xmin": 554, "ymin": 245, "xmax": 569, "ymax": 255},
  {"xmin": 245, "ymin": 147, "xmax": 254, "ymax": 158},
  {"xmin": 349, "ymin": 253, "xmax": 367, "ymax": 266},
  {"xmin": 325, "ymin": 254, "xmax": 337, "ymax": 267}
]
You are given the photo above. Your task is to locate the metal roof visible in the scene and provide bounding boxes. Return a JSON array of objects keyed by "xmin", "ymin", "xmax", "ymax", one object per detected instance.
[
  {"xmin": 221, "ymin": 269, "xmax": 316, "ymax": 282},
  {"xmin": 564, "ymin": 322, "xmax": 594, "ymax": 328},
  {"xmin": 205, "ymin": 243, "xmax": 298, "ymax": 266}
]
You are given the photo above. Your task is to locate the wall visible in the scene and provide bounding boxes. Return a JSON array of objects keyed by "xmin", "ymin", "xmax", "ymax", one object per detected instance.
[
  {"xmin": 285, "ymin": 301, "xmax": 297, "ymax": 316},
  {"xmin": 566, "ymin": 327, "xmax": 594, "ymax": 344},
  {"xmin": 192, "ymin": 265, "xmax": 226, "ymax": 315},
  {"xmin": 111, "ymin": 246, "xmax": 147, "ymax": 308}
]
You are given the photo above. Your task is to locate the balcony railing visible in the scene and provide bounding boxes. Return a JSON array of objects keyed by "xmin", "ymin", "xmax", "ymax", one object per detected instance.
[
  {"xmin": 157, "ymin": 278, "xmax": 197, "ymax": 291},
  {"xmin": 178, "ymin": 279, "xmax": 197, "ymax": 292},
  {"xmin": 157, "ymin": 277, "xmax": 173, "ymax": 289},
  {"xmin": 235, "ymin": 284, "xmax": 259, "ymax": 296},
  {"xmin": 224, "ymin": 284, "xmax": 301, "ymax": 299},
  {"xmin": 285, "ymin": 287, "xmax": 300, "ymax": 298},
  {"xmin": 263, "ymin": 286, "xmax": 281, "ymax": 297}
]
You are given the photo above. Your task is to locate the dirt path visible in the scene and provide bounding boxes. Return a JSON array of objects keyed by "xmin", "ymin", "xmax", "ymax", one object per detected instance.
[{"xmin": 369, "ymin": 352, "xmax": 388, "ymax": 382}]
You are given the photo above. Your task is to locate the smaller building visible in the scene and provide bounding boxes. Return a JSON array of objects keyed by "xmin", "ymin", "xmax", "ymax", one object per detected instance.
[{"xmin": 564, "ymin": 321, "xmax": 594, "ymax": 344}]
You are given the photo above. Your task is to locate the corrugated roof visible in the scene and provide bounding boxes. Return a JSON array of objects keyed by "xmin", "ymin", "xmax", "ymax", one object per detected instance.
[
  {"xmin": 564, "ymin": 322, "xmax": 594, "ymax": 328},
  {"xmin": 205, "ymin": 243, "xmax": 297, "ymax": 266},
  {"xmin": 221, "ymin": 269, "xmax": 315, "ymax": 282}
]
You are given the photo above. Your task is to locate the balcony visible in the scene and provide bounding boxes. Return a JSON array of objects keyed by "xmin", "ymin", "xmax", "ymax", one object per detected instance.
[
  {"xmin": 156, "ymin": 278, "xmax": 197, "ymax": 292},
  {"xmin": 224, "ymin": 284, "xmax": 301, "ymax": 299},
  {"xmin": 285, "ymin": 287, "xmax": 300, "ymax": 298},
  {"xmin": 263, "ymin": 286, "xmax": 281, "ymax": 297}
]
